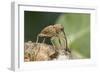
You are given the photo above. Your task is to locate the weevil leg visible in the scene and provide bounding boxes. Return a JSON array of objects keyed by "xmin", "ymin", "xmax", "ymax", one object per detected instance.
[
  {"xmin": 42, "ymin": 38, "xmax": 46, "ymax": 43},
  {"xmin": 58, "ymin": 35, "xmax": 62, "ymax": 49},
  {"xmin": 36, "ymin": 36, "xmax": 39, "ymax": 44},
  {"xmin": 51, "ymin": 37, "xmax": 55, "ymax": 48}
]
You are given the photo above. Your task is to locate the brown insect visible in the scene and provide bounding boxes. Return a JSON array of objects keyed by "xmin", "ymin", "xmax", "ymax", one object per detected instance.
[{"xmin": 36, "ymin": 24, "xmax": 71, "ymax": 54}]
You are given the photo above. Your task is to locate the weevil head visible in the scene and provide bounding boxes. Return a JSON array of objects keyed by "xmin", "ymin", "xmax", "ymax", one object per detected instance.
[{"xmin": 53, "ymin": 24, "xmax": 64, "ymax": 33}]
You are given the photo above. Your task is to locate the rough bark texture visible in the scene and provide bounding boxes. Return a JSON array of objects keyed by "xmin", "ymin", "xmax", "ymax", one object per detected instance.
[{"xmin": 24, "ymin": 41, "xmax": 71, "ymax": 62}]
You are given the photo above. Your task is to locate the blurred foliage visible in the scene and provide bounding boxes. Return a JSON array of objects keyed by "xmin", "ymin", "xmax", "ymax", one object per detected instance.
[
  {"xmin": 24, "ymin": 11, "xmax": 90, "ymax": 59},
  {"xmin": 55, "ymin": 13, "xmax": 90, "ymax": 58}
]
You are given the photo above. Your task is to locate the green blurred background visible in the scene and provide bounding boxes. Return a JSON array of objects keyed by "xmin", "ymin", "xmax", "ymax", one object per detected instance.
[{"xmin": 24, "ymin": 11, "xmax": 90, "ymax": 59}]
